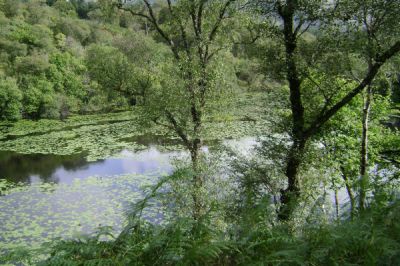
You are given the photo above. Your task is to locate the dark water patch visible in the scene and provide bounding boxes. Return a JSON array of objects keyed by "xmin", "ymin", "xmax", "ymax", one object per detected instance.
[
  {"xmin": 0, "ymin": 151, "xmax": 88, "ymax": 184},
  {"xmin": 0, "ymin": 147, "xmax": 178, "ymax": 185}
]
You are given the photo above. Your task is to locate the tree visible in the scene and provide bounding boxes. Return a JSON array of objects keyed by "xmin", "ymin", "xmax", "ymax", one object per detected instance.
[
  {"xmin": 52, "ymin": 0, "xmax": 78, "ymax": 17},
  {"xmin": 20, "ymin": 75, "xmax": 55, "ymax": 119},
  {"xmin": 70, "ymin": 0, "xmax": 98, "ymax": 19},
  {"xmin": 253, "ymin": 0, "xmax": 400, "ymax": 220},
  {"xmin": 0, "ymin": 0, "xmax": 19, "ymax": 18},
  {"xmin": 349, "ymin": 0, "xmax": 400, "ymax": 212},
  {"xmin": 54, "ymin": 17, "xmax": 91, "ymax": 45},
  {"xmin": 0, "ymin": 76, "xmax": 22, "ymax": 120},
  {"xmin": 318, "ymin": 76, "xmax": 394, "ymax": 218},
  {"xmin": 47, "ymin": 52, "xmax": 86, "ymax": 99},
  {"xmin": 86, "ymin": 44, "xmax": 139, "ymax": 107},
  {"xmin": 111, "ymin": 0, "xmax": 240, "ymax": 219}
]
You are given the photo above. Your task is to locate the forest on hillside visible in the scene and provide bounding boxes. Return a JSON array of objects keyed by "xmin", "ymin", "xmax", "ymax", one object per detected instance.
[{"xmin": 0, "ymin": 0, "xmax": 400, "ymax": 265}]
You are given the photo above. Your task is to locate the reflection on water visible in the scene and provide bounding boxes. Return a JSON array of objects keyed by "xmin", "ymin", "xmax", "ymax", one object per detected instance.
[
  {"xmin": 0, "ymin": 151, "xmax": 87, "ymax": 184},
  {"xmin": 0, "ymin": 137, "xmax": 257, "ymax": 185},
  {"xmin": 0, "ymin": 145, "xmax": 185, "ymax": 253},
  {"xmin": 0, "ymin": 148, "xmax": 181, "ymax": 185},
  {"xmin": 0, "ymin": 138, "xmax": 257, "ymax": 255}
]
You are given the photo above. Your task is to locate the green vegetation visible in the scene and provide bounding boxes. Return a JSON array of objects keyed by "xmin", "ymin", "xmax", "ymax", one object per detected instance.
[
  {"xmin": 41, "ymin": 202, "xmax": 400, "ymax": 265},
  {"xmin": 0, "ymin": 0, "xmax": 399, "ymax": 265},
  {"xmin": 0, "ymin": 0, "xmax": 167, "ymax": 120}
]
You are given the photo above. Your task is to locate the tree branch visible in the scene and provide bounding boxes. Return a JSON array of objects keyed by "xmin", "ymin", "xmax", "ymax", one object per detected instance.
[
  {"xmin": 166, "ymin": 0, "xmax": 191, "ymax": 57},
  {"xmin": 304, "ymin": 40, "xmax": 400, "ymax": 138},
  {"xmin": 165, "ymin": 110, "xmax": 191, "ymax": 150},
  {"xmin": 117, "ymin": 0, "xmax": 179, "ymax": 59},
  {"xmin": 208, "ymin": 0, "xmax": 236, "ymax": 42}
]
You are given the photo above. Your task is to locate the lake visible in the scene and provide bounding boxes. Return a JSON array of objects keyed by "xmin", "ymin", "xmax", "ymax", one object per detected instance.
[
  {"xmin": 0, "ymin": 119, "xmax": 258, "ymax": 256},
  {"xmin": 0, "ymin": 146, "xmax": 176, "ymax": 254}
]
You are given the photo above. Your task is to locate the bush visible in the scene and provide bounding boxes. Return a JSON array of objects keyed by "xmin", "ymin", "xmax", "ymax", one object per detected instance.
[
  {"xmin": 20, "ymin": 75, "xmax": 54, "ymax": 119},
  {"xmin": 0, "ymin": 76, "xmax": 22, "ymax": 120}
]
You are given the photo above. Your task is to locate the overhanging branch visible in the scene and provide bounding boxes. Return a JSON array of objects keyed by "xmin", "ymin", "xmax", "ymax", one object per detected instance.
[{"xmin": 304, "ymin": 40, "xmax": 400, "ymax": 139}]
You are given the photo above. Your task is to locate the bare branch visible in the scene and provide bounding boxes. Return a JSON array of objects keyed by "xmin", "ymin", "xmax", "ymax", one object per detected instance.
[
  {"xmin": 117, "ymin": 0, "xmax": 179, "ymax": 59},
  {"xmin": 208, "ymin": 0, "xmax": 236, "ymax": 42},
  {"xmin": 297, "ymin": 21, "xmax": 314, "ymax": 38},
  {"xmin": 294, "ymin": 18, "xmax": 305, "ymax": 37}
]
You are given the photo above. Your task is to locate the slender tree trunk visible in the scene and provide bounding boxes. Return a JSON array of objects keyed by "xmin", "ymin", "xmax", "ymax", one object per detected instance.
[
  {"xmin": 340, "ymin": 165, "xmax": 355, "ymax": 219},
  {"xmin": 145, "ymin": 20, "xmax": 149, "ymax": 35},
  {"xmin": 359, "ymin": 85, "xmax": 372, "ymax": 211},
  {"xmin": 334, "ymin": 188, "xmax": 339, "ymax": 220},
  {"xmin": 190, "ymin": 80, "xmax": 204, "ymax": 221},
  {"xmin": 190, "ymin": 146, "xmax": 203, "ymax": 221},
  {"xmin": 331, "ymin": 179, "xmax": 339, "ymax": 220}
]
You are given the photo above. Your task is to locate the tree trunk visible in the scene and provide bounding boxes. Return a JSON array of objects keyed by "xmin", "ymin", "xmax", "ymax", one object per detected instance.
[
  {"xmin": 334, "ymin": 188, "xmax": 339, "ymax": 220},
  {"xmin": 331, "ymin": 178, "xmax": 339, "ymax": 220},
  {"xmin": 144, "ymin": 20, "xmax": 149, "ymax": 35},
  {"xmin": 340, "ymin": 165, "xmax": 355, "ymax": 219},
  {"xmin": 276, "ymin": 0, "xmax": 307, "ymax": 221},
  {"xmin": 278, "ymin": 140, "xmax": 305, "ymax": 220},
  {"xmin": 359, "ymin": 86, "xmax": 372, "ymax": 211},
  {"xmin": 190, "ymin": 84, "xmax": 203, "ymax": 220},
  {"xmin": 190, "ymin": 143, "xmax": 203, "ymax": 221}
]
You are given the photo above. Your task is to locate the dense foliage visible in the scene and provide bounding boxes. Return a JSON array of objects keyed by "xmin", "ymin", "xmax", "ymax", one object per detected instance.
[
  {"xmin": 0, "ymin": 0, "xmax": 172, "ymax": 120},
  {"xmin": 0, "ymin": 0, "xmax": 399, "ymax": 265}
]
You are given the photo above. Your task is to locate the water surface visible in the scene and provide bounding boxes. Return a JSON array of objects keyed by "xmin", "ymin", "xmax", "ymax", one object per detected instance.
[
  {"xmin": 0, "ymin": 148, "xmax": 178, "ymax": 184},
  {"xmin": 0, "ymin": 136, "xmax": 256, "ymax": 255},
  {"xmin": 0, "ymin": 145, "xmax": 183, "ymax": 254}
]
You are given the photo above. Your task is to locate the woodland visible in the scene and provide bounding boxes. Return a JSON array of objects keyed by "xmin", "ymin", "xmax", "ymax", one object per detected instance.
[{"xmin": 0, "ymin": 0, "xmax": 400, "ymax": 265}]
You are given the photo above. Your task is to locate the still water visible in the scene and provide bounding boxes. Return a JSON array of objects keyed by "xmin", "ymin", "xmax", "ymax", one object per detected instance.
[
  {"xmin": 0, "ymin": 138, "xmax": 256, "ymax": 255},
  {"xmin": 0, "ymin": 148, "xmax": 177, "ymax": 184},
  {"xmin": 0, "ymin": 146, "xmax": 182, "ymax": 253}
]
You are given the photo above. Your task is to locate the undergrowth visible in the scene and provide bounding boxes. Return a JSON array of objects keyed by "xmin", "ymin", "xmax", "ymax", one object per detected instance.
[{"xmin": 37, "ymin": 177, "xmax": 400, "ymax": 266}]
